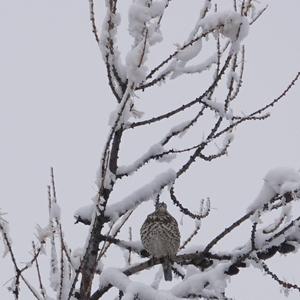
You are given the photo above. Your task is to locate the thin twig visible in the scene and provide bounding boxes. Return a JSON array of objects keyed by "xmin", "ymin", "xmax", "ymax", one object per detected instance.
[
  {"xmin": 253, "ymin": 257, "xmax": 300, "ymax": 292},
  {"xmin": 32, "ymin": 242, "xmax": 46, "ymax": 300}
]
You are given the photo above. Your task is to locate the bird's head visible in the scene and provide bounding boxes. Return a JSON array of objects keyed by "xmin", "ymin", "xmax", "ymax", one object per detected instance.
[{"xmin": 155, "ymin": 202, "xmax": 168, "ymax": 214}]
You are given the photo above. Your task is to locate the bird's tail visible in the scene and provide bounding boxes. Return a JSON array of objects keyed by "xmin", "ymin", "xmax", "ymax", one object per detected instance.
[{"xmin": 162, "ymin": 258, "xmax": 172, "ymax": 281}]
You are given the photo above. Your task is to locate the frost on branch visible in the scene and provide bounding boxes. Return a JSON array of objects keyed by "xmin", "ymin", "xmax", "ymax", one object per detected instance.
[
  {"xmin": 0, "ymin": 211, "xmax": 11, "ymax": 257},
  {"xmin": 50, "ymin": 202, "xmax": 61, "ymax": 220},
  {"xmin": 35, "ymin": 224, "xmax": 52, "ymax": 244}
]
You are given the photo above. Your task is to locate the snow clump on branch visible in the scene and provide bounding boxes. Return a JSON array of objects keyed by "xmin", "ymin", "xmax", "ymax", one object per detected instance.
[
  {"xmin": 126, "ymin": 0, "xmax": 166, "ymax": 83},
  {"xmin": 248, "ymin": 167, "xmax": 300, "ymax": 212},
  {"xmin": 200, "ymin": 11, "xmax": 249, "ymax": 51},
  {"xmin": 171, "ymin": 262, "xmax": 231, "ymax": 299},
  {"xmin": 74, "ymin": 169, "xmax": 176, "ymax": 223},
  {"xmin": 99, "ymin": 267, "xmax": 182, "ymax": 300},
  {"xmin": 105, "ymin": 169, "xmax": 176, "ymax": 221},
  {"xmin": 128, "ymin": 0, "xmax": 166, "ymax": 44},
  {"xmin": 117, "ymin": 144, "xmax": 173, "ymax": 176}
]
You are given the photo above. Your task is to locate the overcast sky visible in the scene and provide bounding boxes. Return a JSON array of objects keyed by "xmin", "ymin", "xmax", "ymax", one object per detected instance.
[{"xmin": 0, "ymin": 0, "xmax": 300, "ymax": 299}]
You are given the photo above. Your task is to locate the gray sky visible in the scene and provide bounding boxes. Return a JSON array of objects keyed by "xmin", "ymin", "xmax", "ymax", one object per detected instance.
[{"xmin": 0, "ymin": 0, "xmax": 300, "ymax": 299}]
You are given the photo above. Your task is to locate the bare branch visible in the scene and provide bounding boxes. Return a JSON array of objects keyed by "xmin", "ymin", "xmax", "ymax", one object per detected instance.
[
  {"xmin": 88, "ymin": 0, "xmax": 100, "ymax": 44},
  {"xmin": 250, "ymin": 5, "xmax": 268, "ymax": 25},
  {"xmin": 170, "ymin": 186, "xmax": 210, "ymax": 220},
  {"xmin": 253, "ymin": 258, "xmax": 300, "ymax": 293},
  {"xmin": 180, "ymin": 223, "xmax": 201, "ymax": 251},
  {"xmin": 32, "ymin": 242, "xmax": 46, "ymax": 300},
  {"xmin": 248, "ymin": 72, "xmax": 300, "ymax": 118}
]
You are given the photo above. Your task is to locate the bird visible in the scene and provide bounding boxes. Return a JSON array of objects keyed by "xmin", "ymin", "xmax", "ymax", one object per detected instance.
[{"xmin": 140, "ymin": 202, "xmax": 180, "ymax": 281}]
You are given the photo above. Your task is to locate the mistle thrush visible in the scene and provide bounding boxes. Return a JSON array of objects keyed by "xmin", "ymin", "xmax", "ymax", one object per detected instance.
[{"xmin": 140, "ymin": 202, "xmax": 180, "ymax": 281}]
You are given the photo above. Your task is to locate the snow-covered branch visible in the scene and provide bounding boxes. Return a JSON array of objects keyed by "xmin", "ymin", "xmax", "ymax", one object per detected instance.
[{"xmin": 105, "ymin": 169, "xmax": 176, "ymax": 221}]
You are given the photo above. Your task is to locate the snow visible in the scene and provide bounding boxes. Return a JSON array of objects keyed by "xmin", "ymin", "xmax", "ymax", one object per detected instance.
[
  {"xmin": 130, "ymin": 104, "xmax": 144, "ymax": 119},
  {"xmin": 49, "ymin": 266, "xmax": 60, "ymax": 292},
  {"xmin": 99, "ymin": 267, "xmax": 182, "ymax": 300},
  {"xmin": 109, "ymin": 97, "xmax": 135, "ymax": 128},
  {"xmin": 176, "ymin": 40, "xmax": 202, "ymax": 62},
  {"xmin": 263, "ymin": 218, "xmax": 300, "ymax": 250},
  {"xmin": 105, "ymin": 169, "xmax": 176, "ymax": 220},
  {"xmin": 157, "ymin": 152, "xmax": 176, "ymax": 163},
  {"xmin": 126, "ymin": 0, "xmax": 166, "ymax": 84},
  {"xmin": 71, "ymin": 248, "xmax": 84, "ymax": 270},
  {"xmin": 103, "ymin": 168, "xmax": 117, "ymax": 190},
  {"xmin": 151, "ymin": 269, "xmax": 163, "ymax": 289},
  {"xmin": 50, "ymin": 202, "xmax": 61, "ymax": 220},
  {"xmin": 252, "ymin": 205, "xmax": 294, "ymax": 251},
  {"xmin": 74, "ymin": 203, "xmax": 95, "ymax": 224},
  {"xmin": 178, "ymin": 244, "xmax": 205, "ymax": 256},
  {"xmin": 149, "ymin": 1, "xmax": 166, "ymax": 18},
  {"xmin": 128, "ymin": 2, "xmax": 150, "ymax": 42},
  {"xmin": 108, "ymin": 108, "xmax": 119, "ymax": 127},
  {"xmin": 119, "ymin": 240, "xmax": 144, "ymax": 254},
  {"xmin": 129, "ymin": 2, "xmax": 150, "ymax": 26},
  {"xmin": 222, "ymin": 132, "xmax": 234, "ymax": 149},
  {"xmin": 128, "ymin": 0, "xmax": 166, "ymax": 43},
  {"xmin": 202, "ymin": 98, "xmax": 233, "ymax": 120},
  {"xmin": 185, "ymin": 265, "xmax": 199, "ymax": 279},
  {"xmin": 49, "ymin": 238, "xmax": 59, "ymax": 292},
  {"xmin": 267, "ymin": 166, "xmax": 300, "ymax": 195},
  {"xmin": 108, "ymin": 83, "xmax": 135, "ymax": 131},
  {"xmin": 163, "ymin": 121, "xmax": 191, "ymax": 141},
  {"xmin": 248, "ymin": 167, "xmax": 300, "ymax": 212},
  {"xmin": 143, "ymin": 9, "xmax": 249, "ymax": 83},
  {"xmin": 126, "ymin": 41, "xmax": 149, "ymax": 83},
  {"xmin": 199, "ymin": 11, "xmax": 249, "ymax": 52},
  {"xmin": 59, "ymin": 256, "xmax": 71, "ymax": 300},
  {"xmin": 171, "ymin": 53, "xmax": 217, "ymax": 79},
  {"xmin": 117, "ymin": 144, "xmax": 165, "ymax": 176},
  {"xmin": 187, "ymin": 0, "xmax": 212, "ymax": 41},
  {"xmin": 100, "ymin": 3, "xmax": 126, "ymax": 83},
  {"xmin": 110, "ymin": 99, "xmax": 144, "ymax": 129},
  {"xmin": 227, "ymin": 69, "xmax": 239, "ymax": 88},
  {"xmin": 200, "ymin": 11, "xmax": 249, "ymax": 41},
  {"xmin": 7, "ymin": 277, "xmax": 18, "ymax": 298},
  {"xmin": 99, "ymin": 268, "xmax": 130, "ymax": 293},
  {"xmin": 35, "ymin": 224, "xmax": 52, "ymax": 243},
  {"xmin": 171, "ymin": 262, "xmax": 230, "ymax": 299}
]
